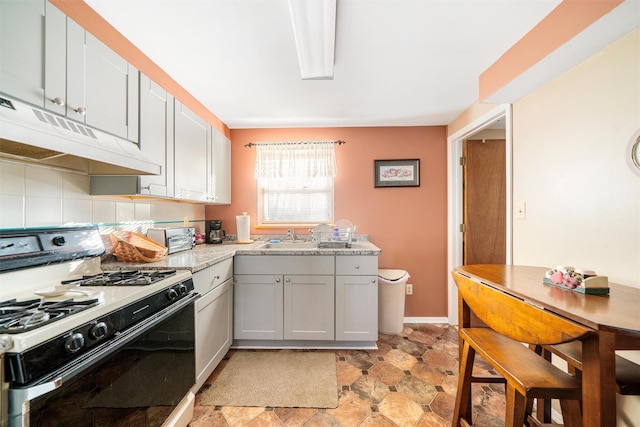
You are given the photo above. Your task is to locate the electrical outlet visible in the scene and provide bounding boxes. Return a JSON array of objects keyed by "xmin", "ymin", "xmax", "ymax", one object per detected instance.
[{"xmin": 406, "ymin": 284, "xmax": 413, "ymax": 295}]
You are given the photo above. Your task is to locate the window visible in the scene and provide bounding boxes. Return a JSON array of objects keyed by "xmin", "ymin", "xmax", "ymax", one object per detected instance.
[{"xmin": 254, "ymin": 141, "xmax": 337, "ymax": 225}]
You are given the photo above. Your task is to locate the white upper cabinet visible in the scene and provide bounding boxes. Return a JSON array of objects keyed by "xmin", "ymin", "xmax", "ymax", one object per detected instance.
[
  {"xmin": 4, "ymin": 1, "xmax": 231, "ymax": 204},
  {"xmin": 210, "ymin": 128, "xmax": 231, "ymax": 204},
  {"xmin": 174, "ymin": 100, "xmax": 210, "ymax": 201},
  {"xmin": 65, "ymin": 18, "xmax": 139, "ymax": 141},
  {"xmin": 174, "ymin": 100, "xmax": 232, "ymax": 204},
  {"xmin": 43, "ymin": 1, "xmax": 67, "ymax": 116},
  {"xmin": 90, "ymin": 73, "xmax": 174, "ymax": 196},
  {"xmin": 0, "ymin": 1, "xmax": 139, "ymax": 141},
  {"xmin": 0, "ymin": 0, "xmax": 46, "ymax": 106},
  {"xmin": 138, "ymin": 74, "xmax": 174, "ymax": 197}
]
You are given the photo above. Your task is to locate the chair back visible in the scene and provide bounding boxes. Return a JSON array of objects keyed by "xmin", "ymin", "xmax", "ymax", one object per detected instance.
[{"xmin": 453, "ymin": 272, "xmax": 592, "ymax": 345}]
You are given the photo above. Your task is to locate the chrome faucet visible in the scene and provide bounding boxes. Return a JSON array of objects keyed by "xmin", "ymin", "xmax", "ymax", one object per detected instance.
[{"xmin": 287, "ymin": 228, "xmax": 296, "ymax": 241}]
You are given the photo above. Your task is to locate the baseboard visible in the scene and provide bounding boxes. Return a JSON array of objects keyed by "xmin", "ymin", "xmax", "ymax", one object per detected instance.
[{"xmin": 404, "ymin": 317, "xmax": 450, "ymax": 324}]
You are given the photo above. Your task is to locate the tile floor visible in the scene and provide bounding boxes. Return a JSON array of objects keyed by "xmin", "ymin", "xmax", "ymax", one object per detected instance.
[{"xmin": 190, "ymin": 324, "xmax": 508, "ymax": 426}]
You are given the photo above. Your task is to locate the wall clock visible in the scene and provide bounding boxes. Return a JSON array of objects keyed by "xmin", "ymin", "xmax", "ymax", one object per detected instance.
[{"xmin": 632, "ymin": 134, "xmax": 640, "ymax": 170}]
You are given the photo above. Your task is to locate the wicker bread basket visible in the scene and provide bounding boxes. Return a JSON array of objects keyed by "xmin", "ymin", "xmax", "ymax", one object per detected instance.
[{"xmin": 110, "ymin": 231, "xmax": 168, "ymax": 263}]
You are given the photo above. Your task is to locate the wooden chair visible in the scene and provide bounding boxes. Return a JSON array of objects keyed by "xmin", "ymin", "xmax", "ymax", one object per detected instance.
[
  {"xmin": 530, "ymin": 340, "xmax": 640, "ymax": 425},
  {"xmin": 452, "ymin": 272, "xmax": 593, "ymax": 427}
]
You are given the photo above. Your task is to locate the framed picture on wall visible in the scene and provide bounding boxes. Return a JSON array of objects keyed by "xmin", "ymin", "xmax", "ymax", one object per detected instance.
[{"xmin": 374, "ymin": 159, "xmax": 420, "ymax": 187}]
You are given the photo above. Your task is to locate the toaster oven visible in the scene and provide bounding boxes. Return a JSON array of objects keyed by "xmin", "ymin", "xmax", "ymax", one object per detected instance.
[{"xmin": 147, "ymin": 227, "xmax": 195, "ymax": 254}]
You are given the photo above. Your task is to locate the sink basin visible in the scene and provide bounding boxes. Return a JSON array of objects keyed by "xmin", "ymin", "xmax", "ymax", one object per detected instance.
[{"xmin": 260, "ymin": 241, "xmax": 317, "ymax": 249}]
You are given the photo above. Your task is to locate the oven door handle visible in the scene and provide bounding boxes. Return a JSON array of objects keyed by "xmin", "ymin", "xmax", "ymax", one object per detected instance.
[
  {"xmin": 8, "ymin": 376, "xmax": 63, "ymax": 415},
  {"xmin": 8, "ymin": 293, "xmax": 197, "ymax": 418}
]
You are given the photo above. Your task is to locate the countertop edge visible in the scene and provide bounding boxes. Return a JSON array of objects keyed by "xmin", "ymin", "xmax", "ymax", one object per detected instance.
[{"xmin": 101, "ymin": 241, "xmax": 381, "ymax": 273}]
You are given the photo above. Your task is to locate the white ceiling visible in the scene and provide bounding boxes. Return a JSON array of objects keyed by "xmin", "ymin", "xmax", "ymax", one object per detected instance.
[{"xmin": 84, "ymin": 0, "xmax": 634, "ymax": 129}]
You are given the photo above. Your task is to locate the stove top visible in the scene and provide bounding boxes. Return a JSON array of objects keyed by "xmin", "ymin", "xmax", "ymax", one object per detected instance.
[
  {"xmin": 61, "ymin": 270, "xmax": 177, "ymax": 287},
  {"xmin": 0, "ymin": 298, "xmax": 100, "ymax": 334}
]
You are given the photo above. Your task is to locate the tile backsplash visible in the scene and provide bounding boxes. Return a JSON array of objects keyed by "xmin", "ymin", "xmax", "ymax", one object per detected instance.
[{"xmin": 0, "ymin": 160, "xmax": 206, "ymax": 233}]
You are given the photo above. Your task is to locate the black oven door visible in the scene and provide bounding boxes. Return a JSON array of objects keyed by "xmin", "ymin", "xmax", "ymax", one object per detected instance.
[{"xmin": 8, "ymin": 294, "xmax": 196, "ymax": 427}]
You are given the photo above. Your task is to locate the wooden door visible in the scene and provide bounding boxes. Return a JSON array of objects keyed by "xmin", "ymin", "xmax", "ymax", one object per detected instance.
[{"xmin": 463, "ymin": 139, "xmax": 506, "ymax": 265}]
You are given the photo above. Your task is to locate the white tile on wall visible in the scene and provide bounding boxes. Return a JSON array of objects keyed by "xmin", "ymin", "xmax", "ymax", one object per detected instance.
[
  {"xmin": 62, "ymin": 172, "xmax": 90, "ymax": 198},
  {"xmin": 0, "ymin": 194, "xmax": 25, "ymax": 228},
  {"xmin": 115, "ymin": 202, "xmax": 135, "ymax": 223},
  {"xmin": 25, "ymin": 166, "xmax": 63, "ymax": 198},
  {"xmin": 25, "ymin": 196, "xmax": 62, "ymax": 226},
  {"xmin": 150, "ymin": 201, "xmax": 173, "ymax": 222},
  {"xmin": 157, "ymin": 201, "xmax": 205, "ymax": 224},
  {"xmin": 134, "ymin": 203, "xmax": 151, "ymax": 221},
  {"xmin": 63, "ymin": 198, "xmax": 92, "ymax": 225},
  {"xmin": 0, "ymin": 161, "xmax": 25, "ymax": 196},
  {"xmin": 92, "ymin": 199, "xmax": 116, "ymax": 224}
]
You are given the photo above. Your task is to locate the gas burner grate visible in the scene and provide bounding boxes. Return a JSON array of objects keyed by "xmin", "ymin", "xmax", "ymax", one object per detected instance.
[
  {"xmin": 61, "ymin": 270, "xmax": 177, "ymax": 286},
  {"xmin": 0, "ymin": 298, "xmax": 100, "ymax": 333}
]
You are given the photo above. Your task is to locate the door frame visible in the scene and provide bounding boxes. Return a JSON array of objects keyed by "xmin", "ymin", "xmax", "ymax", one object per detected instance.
[{"xmin": 447, "ymin": 104, "xmax": 513, "ymax": 325}]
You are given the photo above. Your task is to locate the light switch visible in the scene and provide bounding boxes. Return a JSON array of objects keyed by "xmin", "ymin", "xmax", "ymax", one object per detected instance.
[{"xmin": 516, "ymin": 202, "xmax": 526, "ymax": 220}]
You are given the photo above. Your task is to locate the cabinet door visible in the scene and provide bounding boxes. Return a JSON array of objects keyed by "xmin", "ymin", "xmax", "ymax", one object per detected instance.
[
  {"xmin": 67, "ymin": 20, "xmax": 138, "ymax": 139},
  {"xmin": 209, "ymin": 128, "xmax": 231, "ymax": 204},
  {"xmin": 195, "ymin": 278, "xmax": 233, "ymax": 390},
  {"xmin": 174, "ymin": 100, "xmax": 209, "ymax": 201},
  {"xmin": 284, "ymin": 275, "xmax": 334, "ymax": 340},
  {"xmin": 233, "ymin": 274, "xmax": 283, "ymax": 340},
  {"xmin": 335, "ymin": 275, "xmax": 378, "ymax": 341},
  {"xmin": 44, "ymin": 1, "xmax": 67, "ymax": 115},
  {"xmin": 139, "ymin": 74, "xmax": 174, "ymax": 197},
  {"xmin": 0, "ymin": 0, "xmax": 45, "ymax": 106}
]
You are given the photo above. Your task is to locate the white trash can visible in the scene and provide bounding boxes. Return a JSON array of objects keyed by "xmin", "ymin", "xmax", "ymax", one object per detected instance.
[{"xmin": 378, "ymin": 269, "xmax": 410, "ymax": 334}]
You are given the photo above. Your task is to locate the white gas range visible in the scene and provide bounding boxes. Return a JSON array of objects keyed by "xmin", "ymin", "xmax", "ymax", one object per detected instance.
[{"xmin": 0, "ymin": 226, "xmax": 196, "ymax": 427}]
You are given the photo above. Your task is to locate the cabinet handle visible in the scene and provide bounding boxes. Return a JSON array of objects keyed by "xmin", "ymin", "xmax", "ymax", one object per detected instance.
[
  {"xmin": 285, "ymin": 277, "xmax": 290, "ymax": 283},
  {"xmin": 50, "ymin": 97, "xmax": 65, "ymax": 106},
  {"xmin": 354, "ymin": 264, "xmax": 360, "ymax": 269},
  {"xmin": 371, "ymin": 279, "xmax": 376, "ymax": 283},
  {"xmin": 74, "ymin": 107, "xmax": 86, "ymax": 115},
  {"xmin": 275, "ymin": 278, "xmax": 281, "ymax": 283}
]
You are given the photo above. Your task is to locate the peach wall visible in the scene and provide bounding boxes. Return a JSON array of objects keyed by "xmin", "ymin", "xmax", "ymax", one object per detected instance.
[
  {"xmin": 479, "ymin": 0, "xmax": 622, "ymax": 101},
  {"xmin": 205, "ymin": 126, "xmax": 449, "ymax": 318}
]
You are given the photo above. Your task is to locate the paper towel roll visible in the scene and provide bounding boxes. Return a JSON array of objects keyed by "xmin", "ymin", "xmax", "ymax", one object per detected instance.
[{"xmin": 236, "ymin": 212, "xmax": 251, "ymax": 242}]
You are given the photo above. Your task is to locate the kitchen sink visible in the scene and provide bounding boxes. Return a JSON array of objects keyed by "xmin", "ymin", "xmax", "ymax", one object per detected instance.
[{"xmin": 260, "ymin": 241, "xmax": 317, "ymax": 249}]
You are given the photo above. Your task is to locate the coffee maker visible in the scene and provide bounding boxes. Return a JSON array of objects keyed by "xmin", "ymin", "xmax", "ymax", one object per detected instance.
[{"xmin": 205, "ymin": 220, "xmax": 225, "ymax": 244}]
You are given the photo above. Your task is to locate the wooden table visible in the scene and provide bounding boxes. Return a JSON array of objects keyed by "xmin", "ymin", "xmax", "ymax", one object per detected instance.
[{"xmin": 453, "ymin": 264, "xmax": 640, "ymax": 427}]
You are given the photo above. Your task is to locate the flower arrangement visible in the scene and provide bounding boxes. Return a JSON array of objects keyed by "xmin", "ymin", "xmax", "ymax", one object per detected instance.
[{"xmin": 543, "ymin": 266, "xmax": 609, "ymax": 295}]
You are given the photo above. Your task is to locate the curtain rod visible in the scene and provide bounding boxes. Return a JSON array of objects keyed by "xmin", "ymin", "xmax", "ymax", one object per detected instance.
[{"xmin": 244, "ymin": 140, "xmax": 346, "ymax": 148}]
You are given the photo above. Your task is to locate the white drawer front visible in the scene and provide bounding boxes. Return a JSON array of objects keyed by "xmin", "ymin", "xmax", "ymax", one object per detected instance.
[
  {"xmin": 336, "ymin": 256, "xmax": 377, "ymax": 276},
  {"xmin": 234, "ymin": 255, "xmax": 335, "ymax": 275},
  {"xmin": 192, "ymin": 258, "xmax": 233, "ymax": 295}
]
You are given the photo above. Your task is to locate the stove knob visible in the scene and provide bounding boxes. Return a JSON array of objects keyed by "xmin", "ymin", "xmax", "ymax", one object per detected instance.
[
  {"xmin": 177, "ymin": 284, "xmax": 188, "ymax": 295},
  {"xmin": 65, "ymin": 333, "xmax": 85, "ymax": 353},
  {"xmin": 52, "ymin": 236, "xmax": 66, "ymax": 246},
  {"xmin": 167, "ymin": 288, "xmax": 179, "ymax": 300},
  {"xmin": 90, "ymin": 322, "xmax": 108, "ymax": 340}
]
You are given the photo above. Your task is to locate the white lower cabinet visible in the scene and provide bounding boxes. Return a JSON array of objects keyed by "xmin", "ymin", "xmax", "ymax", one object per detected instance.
[
  {"xmin": 192, "ymin": 259, "xmax": 233, "ymax": 391},
  {"xmin": 233, "ymin": 274, "xmax": 284, "ymax": 340},
  {"xmin": 284, "ymin": 275, "xmax": 334, "ymax": 340},
  {"xmin": 234, "ymin": 255, "xmax": 335, "ymax": 341},
  {"xmin": 335, "ymin": 256, "xmax": 378, "ymax": 341},
  {"xmin": 234, "ymin": 254, "xmax": 378, "ymax": 344}
]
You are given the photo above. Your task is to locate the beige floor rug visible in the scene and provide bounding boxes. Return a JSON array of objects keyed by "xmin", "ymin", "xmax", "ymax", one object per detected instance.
[{"xmin": 199, "ymin": 351, "xmax": 338, "ymax": 408}]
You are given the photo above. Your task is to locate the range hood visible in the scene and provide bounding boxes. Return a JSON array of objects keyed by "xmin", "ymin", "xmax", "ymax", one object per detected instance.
[{"xmin": 0, "ymin": 95, "xmax": 160, "ymax": 175}]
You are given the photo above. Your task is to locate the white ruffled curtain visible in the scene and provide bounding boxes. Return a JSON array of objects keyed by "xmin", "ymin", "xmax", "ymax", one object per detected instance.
[{"xmin": 253, "ymin": 141, "xmax": 337, "ymax": 179}]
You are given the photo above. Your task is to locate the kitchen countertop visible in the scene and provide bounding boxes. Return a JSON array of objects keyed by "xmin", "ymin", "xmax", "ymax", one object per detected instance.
[{"xmin": 101, "ymin": 240, "xmax": 381, "ymax": 273}]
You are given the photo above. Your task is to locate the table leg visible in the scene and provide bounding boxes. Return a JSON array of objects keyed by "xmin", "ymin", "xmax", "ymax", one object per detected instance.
[
  {"xmin": 581, "ymin": 332, "xmax": 617, "ymax": 427},
  {"xmin": 457, "ymin": 292, "xmax": 470, "ymax": 355}
]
